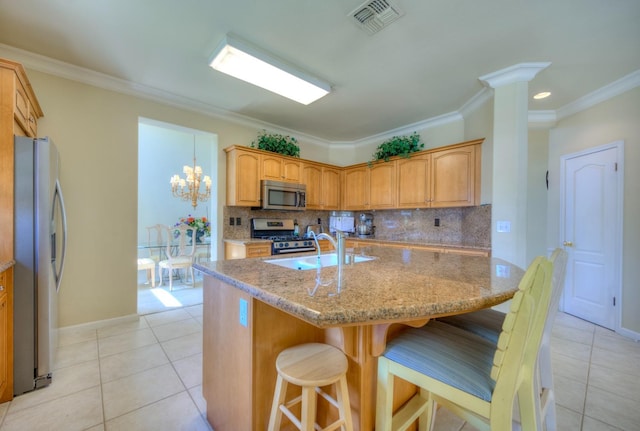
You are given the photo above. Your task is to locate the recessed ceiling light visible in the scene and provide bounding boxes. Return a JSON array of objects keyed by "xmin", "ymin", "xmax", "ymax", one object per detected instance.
[
  {"xmin": 209, "ymin": 34, "xmax": 331, "ymax": 105},
  {"xmin": 533, "ymin": 91, "xmax": 551, "ymax": 100}
]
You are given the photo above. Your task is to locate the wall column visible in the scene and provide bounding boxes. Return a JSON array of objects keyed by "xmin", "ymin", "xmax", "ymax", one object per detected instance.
[{"xmin": 480, "ymin": 63, "xmax": 550, "ymax": 268}]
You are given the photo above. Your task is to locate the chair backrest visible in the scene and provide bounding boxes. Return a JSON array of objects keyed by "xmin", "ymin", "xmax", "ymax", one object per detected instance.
[
  {"xmin": 165, "ymin": 224, "xmax": 197, "ymax": 260},
  {"xmin": 543, "ymin": 248, "xmax": 568, "ymax": 346},
  {"xmin": 145, "ymin": 224, "xmax": 168, "ymax": 261},
  {"xmin": 489, "ymin": 256, "xmax": 553, "ymax": 413}
]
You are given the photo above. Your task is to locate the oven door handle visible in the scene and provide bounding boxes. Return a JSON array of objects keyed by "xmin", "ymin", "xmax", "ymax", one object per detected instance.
[{"xmin": 274, "ymin": 247, "xmax": 316, "ymax": 254}]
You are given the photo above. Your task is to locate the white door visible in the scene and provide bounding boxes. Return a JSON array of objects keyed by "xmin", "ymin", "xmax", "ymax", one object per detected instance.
[{"xmin": 560, "ymin": 142, "xmax": 622, "ymax": 330}]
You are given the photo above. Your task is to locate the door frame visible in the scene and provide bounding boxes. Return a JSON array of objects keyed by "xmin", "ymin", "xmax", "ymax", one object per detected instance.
[{"xmin": 558, "ymin": 140, "xmax": 624, "ymax": 332}]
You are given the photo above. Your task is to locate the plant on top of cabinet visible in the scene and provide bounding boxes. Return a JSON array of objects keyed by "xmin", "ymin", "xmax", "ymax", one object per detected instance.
[
  {"xmin": 369, "ymin": 132, "xmax": 424, "ymax": 165},
  {"xmin": 251, "ymin": 130, "xmax": 300, "ymax": 157}
]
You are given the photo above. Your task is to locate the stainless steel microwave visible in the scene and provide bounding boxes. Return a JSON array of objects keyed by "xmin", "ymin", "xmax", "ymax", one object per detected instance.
[{"xmin": 261, "ymin": 180, "xmax": 306, "ymax": 211}]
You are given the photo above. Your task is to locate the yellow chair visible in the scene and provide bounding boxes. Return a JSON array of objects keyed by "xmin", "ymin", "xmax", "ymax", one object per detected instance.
[
  {"xmin": 375, "ymin": 256, "xmax": 553, "ymax": 431},
  {"xmin": 158, "ymin": 224, "xmax": 196, "ymax": 291},
  {"xmin": 437, "ymin": 249, "xmax": 568, "ymax": 430}
]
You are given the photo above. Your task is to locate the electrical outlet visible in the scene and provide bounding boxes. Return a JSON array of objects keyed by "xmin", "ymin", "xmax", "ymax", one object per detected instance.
[
  {"xmin": 229, "ymin": 217, "xmax": 234, "ymax": 226},
  {"xmin": 434, "ymin": 218, "xmax": 440, "ymax": 227},
  {"xmin": 239, "ymin": 298, "xmax": 248, "ymax": 327},
  {"xmin": 497, "ymin": 221, "xmax": 511, "ymax": 233},
  {"xmin": 236, "ymin": 217, "xmax": 241, "ymax": 226},
  {"xmin": 496, "ymin": 264, "xmax": 511, "ymax": 278}
]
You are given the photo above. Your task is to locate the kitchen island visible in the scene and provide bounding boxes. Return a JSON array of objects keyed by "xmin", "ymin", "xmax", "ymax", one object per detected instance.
[{"xmin": 194, "ymin": 246, "xmax": 524, "ymax": 431}]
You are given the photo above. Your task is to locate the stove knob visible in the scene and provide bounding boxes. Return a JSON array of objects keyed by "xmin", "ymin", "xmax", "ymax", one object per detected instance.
[{"xmin": 284, "ymin": 242, "xmax": 289, "ymax": 247}]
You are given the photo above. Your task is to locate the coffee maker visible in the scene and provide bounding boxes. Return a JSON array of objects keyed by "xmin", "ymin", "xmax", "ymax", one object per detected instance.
[{"xmin": 356, "ymin": 213, "xmax": 375, "ymax": 238}]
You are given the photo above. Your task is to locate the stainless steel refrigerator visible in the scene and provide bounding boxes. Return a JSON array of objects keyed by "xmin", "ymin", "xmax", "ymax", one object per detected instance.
[{"xmin": 13, "ymin": 136, "xmax": 67, "ymax": 395}]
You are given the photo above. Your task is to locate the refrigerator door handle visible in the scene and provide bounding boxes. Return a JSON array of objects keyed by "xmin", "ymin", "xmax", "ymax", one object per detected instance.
[{"xmin": 52, "ymin": 178, "xmax": 67, "ymax": 293}]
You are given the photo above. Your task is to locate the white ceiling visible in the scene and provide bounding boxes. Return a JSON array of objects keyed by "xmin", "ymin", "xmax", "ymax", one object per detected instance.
[{"xmin": 0, "ymin": 0, "xmax": 638, "ymax": 143}]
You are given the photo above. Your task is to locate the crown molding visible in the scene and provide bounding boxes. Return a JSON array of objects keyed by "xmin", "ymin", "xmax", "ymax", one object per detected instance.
[
  {"xmin": 556, "ymin": 69, "xmax": 640, "ymax": 121},
  {"xmin": 2, "ymin": 44, "xmax": 637, "ymax": 143},
  {"xmin": 459, "ymin": 87, "xmax": 493, "ymax": 118},
  {"xmin": 528, "ymin": 110, "xmax": 557, "ymax": 129},
  {"xmin": 342, "ymin": 111, "xmax": 464, "ymax": 148},
  {"xmin": 479, "ymin": 62, "xmax": 552, "ymax": 88},
  {"xmin": 0, "ymin": 43, "xmax": 332, "ymax": 148}
]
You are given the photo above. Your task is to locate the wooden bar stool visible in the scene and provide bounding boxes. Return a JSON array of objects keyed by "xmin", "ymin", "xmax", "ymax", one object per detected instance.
[{"xmin": 268, "ymin": 343, "xmax": 354, "ymax": 431}]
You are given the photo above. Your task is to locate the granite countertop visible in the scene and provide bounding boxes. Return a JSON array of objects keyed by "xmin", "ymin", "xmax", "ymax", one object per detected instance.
[
  {"xmin": 0, "ymin": 260, "xmax": 15, "ymax": 273},
  {"xmin": 223, "ymin": 236, "xmax": 490, "ymax": 252},
  {"xmin": 194, "ymin": 246, "xmax": 524, "ymax": 328},
  {"xmin": 345, "ymin": 237, "xmax": 491, "ymax": 252},
  {"xmin": 223, "ymin": 238, "xmax": 273, "ymax": 245}
]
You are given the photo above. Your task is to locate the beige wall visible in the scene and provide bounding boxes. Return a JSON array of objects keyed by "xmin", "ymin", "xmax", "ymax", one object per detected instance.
[
  {"xmin": 27, "ymin": 69, "xmax": 273, "ymax": 326},
  {"xmin": 547, "ymin": 87, "xmax": 640, "ymax": 334}
]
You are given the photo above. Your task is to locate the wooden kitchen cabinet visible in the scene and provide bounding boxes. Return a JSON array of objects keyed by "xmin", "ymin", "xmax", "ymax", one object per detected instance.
[
  {"xmin": 302, "ymin": 162, "xmax": 341, "ymax": 210},
  {"xmin": 225, "ymin": 147, "xmax": 261, "ymax": 207},
  {"xmin": 430, "ymin": 142, "xmax": 481, "ymax": 207},
  {"xmin": 261, "ymin": 153, "xmax": 301, "ymax": 183},
  {"xmin": 0, "ymin": 266, "xmax": 13, "ymax": 403},
  {"xmin": 369, "ymin": 162, "xmax": 396, "ymax": 209},
  {"xmin": 342, "ymin": 165, "xmax": 369, "ymax": 210},
  {"xmin": 343, "ymin": 162, "xmax": 396, "ymax": 210},
  {"xmin": 397, "ymin": 154, "xmax": 430, "ymax": 208},
  {"xmin": 396, "ymin": 140, "xmax": 482, "ymax": 208},
  {"xmin": 224, "ymin": 241, "xmax": 272, "ymax": 260}
]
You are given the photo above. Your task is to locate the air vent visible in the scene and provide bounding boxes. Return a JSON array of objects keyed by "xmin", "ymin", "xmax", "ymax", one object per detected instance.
[{"xmin": 350, "ymin": 0, "xmax": 404, "ymax": 35}]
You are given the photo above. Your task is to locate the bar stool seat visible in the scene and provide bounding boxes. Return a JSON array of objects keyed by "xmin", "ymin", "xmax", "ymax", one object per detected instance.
[{"xmin": 268, "ymin": 343, "xmax": 354, "ymax": 431}]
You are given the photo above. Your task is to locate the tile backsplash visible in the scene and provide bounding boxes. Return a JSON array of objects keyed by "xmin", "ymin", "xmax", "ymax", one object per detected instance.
[{"xmin": 223, "ymin": 205, "xmax": 491, "ymax": 248}]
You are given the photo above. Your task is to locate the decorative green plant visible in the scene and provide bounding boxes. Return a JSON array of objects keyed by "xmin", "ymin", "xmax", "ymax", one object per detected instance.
[
  {"xmin": 251, "ymin": 130, "xmax": 300, "ymax": 158},
  {"xmin": 370, "ymin": 132, "xmax": 425, "ymax": 164}
]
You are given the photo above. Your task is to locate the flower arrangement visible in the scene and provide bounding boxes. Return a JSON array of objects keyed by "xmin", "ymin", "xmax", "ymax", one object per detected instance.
[{"xmin": 175, "ymin": 215, "xmax": 211, "ymax": 239}]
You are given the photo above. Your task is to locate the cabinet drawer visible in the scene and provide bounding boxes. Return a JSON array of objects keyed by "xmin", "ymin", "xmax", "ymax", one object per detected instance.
[{"xmin": 246, "ymin": 245, "xmax": 272, "ymax": 258}]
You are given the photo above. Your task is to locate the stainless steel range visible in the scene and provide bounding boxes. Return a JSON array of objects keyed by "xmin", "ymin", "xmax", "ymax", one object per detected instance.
[{"xmin": 251, "ymin": 218, "xmax": 316, "ymax": 255}]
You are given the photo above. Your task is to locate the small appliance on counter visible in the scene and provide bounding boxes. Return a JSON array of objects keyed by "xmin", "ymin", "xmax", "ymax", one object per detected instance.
[
  {"xmin": 356, "ymin": 213, "xmax": 375, "ymax": 238},
  {"xmin": 329, "ymin": 211, "xmax": 355, "ymax": 235}
]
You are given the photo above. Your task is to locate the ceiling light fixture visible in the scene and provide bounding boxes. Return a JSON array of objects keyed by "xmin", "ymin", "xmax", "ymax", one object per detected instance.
[
  {"xmin": 208, "ymin": 34, "xmax": 331, "ymax": 105},
  {"xmin": 170, "ymin": 137, "xmax": 211, "ymax": 209},
  {"xmin": 533, "ymin": 91, "xmax": 551, "ymax": 100}
]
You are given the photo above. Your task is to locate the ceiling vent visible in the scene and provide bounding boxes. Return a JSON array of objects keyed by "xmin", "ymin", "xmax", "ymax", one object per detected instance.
[{"xmin": 349, "ymin": 0, "xmax": 404, "ymax": 35}]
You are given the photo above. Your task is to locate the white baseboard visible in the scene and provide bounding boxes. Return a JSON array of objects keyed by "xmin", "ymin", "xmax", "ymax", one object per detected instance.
[
  {"xmin": 617, "ymin": 326, "xmax": 640, "ymax": 342},
  {"xmin": 58, "ymin": 313, "xmax": 139, "ymax": 334}
]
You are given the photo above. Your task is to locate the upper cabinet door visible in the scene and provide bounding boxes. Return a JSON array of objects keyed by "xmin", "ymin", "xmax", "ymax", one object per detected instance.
[
  {"xmin": 302, "ymin": 163, "xmax": 323, "ymax": 209},
  {"xmin": 430, "ymin": 144, "xmax": 480, "ymax": 207},
  {"xmin": 369, "ymin": 162, "xmax": 396, "ymax": 209},
  {"xmin": 226, "ymin": 148, "xmax": 261, "ymax": 207},
  {"xmin": 282, "ymin": 159, "xmax": 301, "ymax": 183},
  {"xmin": 397, "ymin": 154, "xmax": 430, "ymax": 208},
  {"xmin": 342, "ymin": 166, "xmax": 369, "ymax": 210},
  {"xmin": 321, "ymin": 167, "xmax": 341, "ymax": 210}
]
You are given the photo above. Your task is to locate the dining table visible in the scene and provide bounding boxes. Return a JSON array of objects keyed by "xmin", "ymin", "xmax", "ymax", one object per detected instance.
[{"xmin": 194, "ymin": 245, "xmax": 525, "ymax": 431}]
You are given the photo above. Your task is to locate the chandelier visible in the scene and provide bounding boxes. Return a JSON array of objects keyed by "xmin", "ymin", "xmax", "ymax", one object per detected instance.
[{"xmin": 169, "ymin": 139, "xmax": 212, "ymax": 209}]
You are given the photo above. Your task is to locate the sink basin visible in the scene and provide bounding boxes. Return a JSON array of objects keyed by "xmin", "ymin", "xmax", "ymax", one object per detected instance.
[{"xmin": 265, "ymin": 253, "xmax": 375, "ymax": 270}]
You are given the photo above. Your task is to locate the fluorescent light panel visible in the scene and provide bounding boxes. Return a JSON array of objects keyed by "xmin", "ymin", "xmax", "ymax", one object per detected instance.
[{"xmin": 209, "ymin": 35, "xmax": 330, "ymax": 105}]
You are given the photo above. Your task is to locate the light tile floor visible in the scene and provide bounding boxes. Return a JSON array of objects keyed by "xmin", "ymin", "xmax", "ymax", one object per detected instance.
[{"xmin": 1, "ymin": 279, "xmax": 639, "ymax": 430}]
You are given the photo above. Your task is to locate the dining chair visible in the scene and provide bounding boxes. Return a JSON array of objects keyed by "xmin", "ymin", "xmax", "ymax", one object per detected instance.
[
  {"xmin": 437, "ymin": 248, "xmax": 568, "ymax": 430},
  {"xmin": 375, "ymin": 256, "xmax": 553, "ymax": 431},
  {"xmin": 136, "ymin": 224, "xmax": 167, "ymax": 287},
  {"xmin": 158, "ymin": 224, "xmax": 196, "ymax": 291}
]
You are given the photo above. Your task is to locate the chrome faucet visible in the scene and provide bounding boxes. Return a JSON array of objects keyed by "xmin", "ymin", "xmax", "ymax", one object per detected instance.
[
  {"xmin": 308, "ymin": 230, "xmax": 346, "ymax": 265},
  {"xmin": 306, "ymin": 230, "xmax": 346, "ymax": 294}
]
